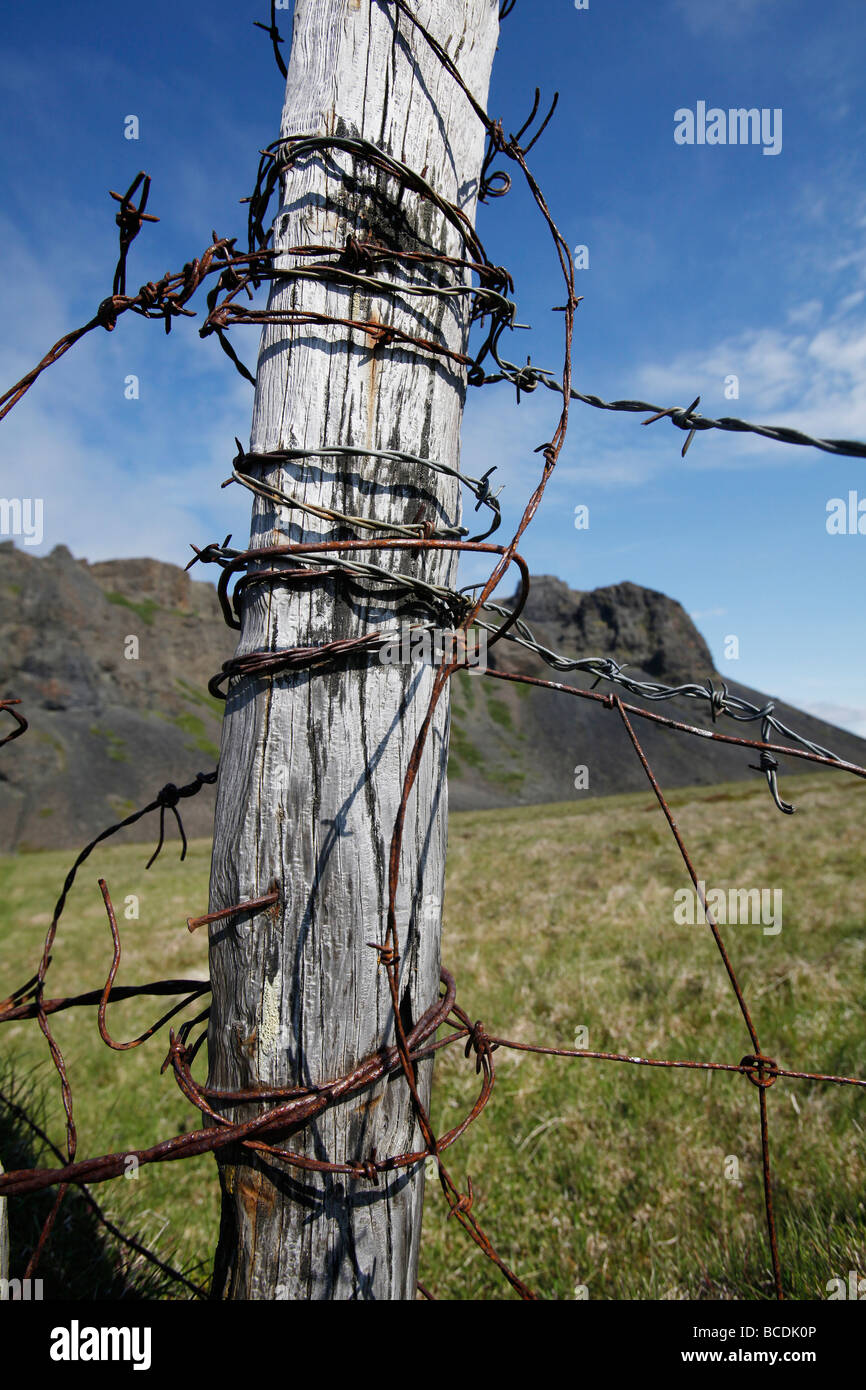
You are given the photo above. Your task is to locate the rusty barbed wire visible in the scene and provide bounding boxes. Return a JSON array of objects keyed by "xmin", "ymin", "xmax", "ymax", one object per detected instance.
[
  {"xmin": 0, "ymin": 1087, "xmax": 207, "ymax": 1299},
  {"xmin": 0, "ymin": 207, "xmax": 276, "ymax": 420},
  {"xmin": 2, "ymin": 0, "xmax": 864, "ymax": 1306},
  {"xmin": 4, "ymin": 141, "xmax": 864, "ymax": 466},
  {"xmin": 0, "ymin": 760, "xmax": 217, "ymax": 1277},
  {"xmin": 0, "ymin": 697, "xmax": 27, "ymax": 748}
]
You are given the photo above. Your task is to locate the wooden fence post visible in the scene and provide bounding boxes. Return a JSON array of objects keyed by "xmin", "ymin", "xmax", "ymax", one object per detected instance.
[
  {"xmin": 0, "ymin": 1159, "xmax": 8, "ymax": 1296},
  {"xmin": 207, "ymin": 0, "xmax": 500, "ymax": 1299}
]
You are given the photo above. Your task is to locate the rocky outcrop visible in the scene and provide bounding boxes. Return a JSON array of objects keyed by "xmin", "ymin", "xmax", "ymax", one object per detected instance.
[{"xmin": 0, "ymin": 543, "xmax": 233, "ymax": 853}]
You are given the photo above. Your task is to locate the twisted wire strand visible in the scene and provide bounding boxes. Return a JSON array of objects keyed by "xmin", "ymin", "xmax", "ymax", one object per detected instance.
[
  {"xmin": 479, "ymin": 602, "xmax": 841, "ymax": 789},
  {"xmin": 223, "ymin": 441, "xmax": 502, "ymax": 543}
]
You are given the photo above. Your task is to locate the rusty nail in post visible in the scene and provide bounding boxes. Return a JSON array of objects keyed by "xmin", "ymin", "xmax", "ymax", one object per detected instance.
[{"xmin": 187, "ymin": 889, "xmax": 280, "ymax": 933}]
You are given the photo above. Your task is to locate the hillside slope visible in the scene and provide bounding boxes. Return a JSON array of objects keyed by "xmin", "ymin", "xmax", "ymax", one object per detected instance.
[
  {"xmin": 447, "ymin": 574, "xmax": 866, "ymax": 811},
  {"xmin": 2, "ymin": 543, "xmax": 863, "ymax": 851}
]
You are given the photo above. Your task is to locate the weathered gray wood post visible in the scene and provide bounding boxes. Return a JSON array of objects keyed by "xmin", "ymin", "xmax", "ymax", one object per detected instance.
[
  {"xmin": 207, "ymin": 0, "xmax": 499, "ymax": 1299},
  {"xmin": 0, "ymin": 1160, "xmax": 8, "ymax": 1296}
]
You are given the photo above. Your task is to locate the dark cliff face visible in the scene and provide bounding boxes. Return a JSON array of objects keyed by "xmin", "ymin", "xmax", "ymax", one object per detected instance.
[
  {"xmin": 1, "ymin": 544, "xmax": 864, "ymax": 852},
  {"xmin": 3, "ymin": 545, "xmax": 226, "ymax": 708},
  {"xmin": 0, "ymin": 542, "xmax": 234, "ymax": 853},
  {"xmin": 451, "ymin": 574, "xmax": 866, "ymax": 813},
  {"xmin": 517, "ymin": 576, "xmax": 715, "ymax": 684}
]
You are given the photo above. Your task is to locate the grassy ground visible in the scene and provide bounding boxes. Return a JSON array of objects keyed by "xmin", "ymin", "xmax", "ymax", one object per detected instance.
[{"xmin": 1, "ymin": 772, "xmax": 864, "ymax": 1300}]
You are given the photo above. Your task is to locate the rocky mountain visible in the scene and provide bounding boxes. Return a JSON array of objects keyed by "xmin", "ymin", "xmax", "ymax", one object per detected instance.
[
  {"xmin": 446, "ymin": 575, "xmax": 866, "ymax": 811},
  {"xmin": 2, "ymin": 543, "xmax": 863, "ymax": 853},
  {"xmin": 0, "ymin": 543, "xmax": 229, "ymax": 854}
]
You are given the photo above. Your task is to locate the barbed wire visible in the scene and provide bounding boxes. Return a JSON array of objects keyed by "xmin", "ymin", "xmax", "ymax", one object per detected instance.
[
  {"xmin": 253, "ymin": 0, "xmax": 288, "ymax": 79},
  {"xmin": 0, "ymin": 698, "xmax": 28, "ymax": 748},
  {"xmin": 223, "ymin": 440, "xmax": 503, "ymax": 542},
  {"xmin": 1, "ymin": 0, "xmax": 864, "ymax": 1306},
  {"xmin": 0, "ymin": 755, "xmax": 217, "ymax": 1275},
  {"xmin": 0, "ymin": 1086, "xmax": 207, "ymax": 1299},
  {"xmin": 495, "ymin": 374, "xmax": 866, "ymax": 460},
  {"xmin": 0, "ymin": 205, "xmax": 276, "ymax": 418},
  {"xmin": 476, "ymin": 604, "xmax": 846, "ymax": 812},
  {"xmin": 4, "ymin": 132, "xmax": 866, "ymax": 466}
]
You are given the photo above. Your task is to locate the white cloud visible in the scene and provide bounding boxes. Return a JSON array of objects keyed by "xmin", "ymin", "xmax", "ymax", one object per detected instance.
[
  {"xmin": 2, "ymin": 396, "xmax": 252, "ymax": 568},
  {"xmin": 670, "ymin": 0, "xmax": 777, "ymax": 36},
  {"xmin": 632, "ymin": 315, "xmax": 866, "ymax": 464},
  {"xmin": 460, "ymin": 285, "xmax": 866, "ymax": 502},
  {"xmin": 786, "ymin": 300, "xmax": 823, "ymax": 328},
  {"xmin": 0, "ymin": 207, "xmax": 257, "ymax": 567},
  {"xmin": 801, "ymin": 702, "xmax": 866, "ymax": 740}
]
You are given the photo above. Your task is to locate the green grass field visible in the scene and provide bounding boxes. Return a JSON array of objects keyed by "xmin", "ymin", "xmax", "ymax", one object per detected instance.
[{"xmin": 1, "ymin": 772, "xmax": 864, "ymax": 1300}]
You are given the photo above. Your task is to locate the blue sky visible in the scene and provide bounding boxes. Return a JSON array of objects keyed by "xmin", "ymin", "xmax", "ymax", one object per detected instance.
[{"xmin": 1, "ymin": 0, "xmax": 865, "ymax": 731}]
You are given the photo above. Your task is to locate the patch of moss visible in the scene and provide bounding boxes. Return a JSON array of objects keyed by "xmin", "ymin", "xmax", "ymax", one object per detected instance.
[
  {"xmin": 175, "ymin": 678, "xmax": 225, "ymax": 720},
  {"xmin": 89, "ymin": 725, "xmax": 127, "ymax": 762},
  {"xmin": 172, "ymin": 712, "xmax": 206, "ymax": 738},
  {"xmin": 105, "ymin": 592, "xmax": 160, "ymax": 626},
  {"xmin": 449, "ymin": 724, "xmax": 484, "ymax": 771},
  {"xmin": 156, "ymin": 710, "xmax": 220, "ymax": 759},
  {"xmin": 187, "ymin": 735, "xmax": 220, "ymax": 759},
  {"xmin": 32, "ymin": 729, "xmax": 67, "ymax": 771},
  {"xmin": 454, "ymin": 670, "xmax": 477, "ymax": 707},
  {"xmin": 484, "ymin": 692, "xmax": 513, "ymax": 731},
  {"xmin": 485, "ymin": 769, "xmax": 525, "ymax": 793}
]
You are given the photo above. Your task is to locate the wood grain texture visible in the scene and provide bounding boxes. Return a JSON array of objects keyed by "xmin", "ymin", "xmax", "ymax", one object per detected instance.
[
  {"xmin": 207, "ymin": 0, "xmax": 499, "ymax": 1299},
  {"xmin": 0, "ymin": 1160, "xmax": 7, "ymax": 1292}
]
